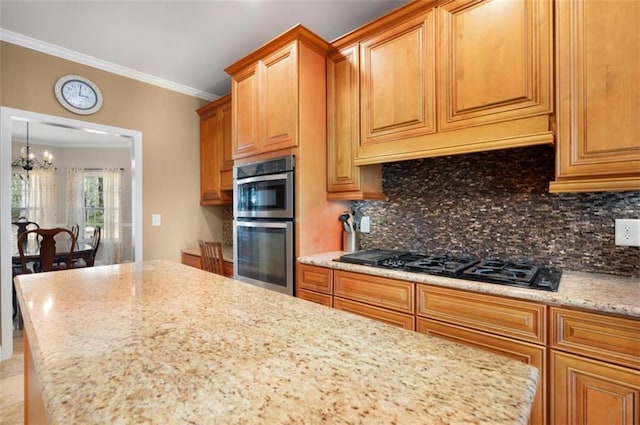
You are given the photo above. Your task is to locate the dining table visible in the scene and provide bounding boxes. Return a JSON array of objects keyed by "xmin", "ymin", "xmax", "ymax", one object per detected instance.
[{"xmin": 12, "ymin": 238, "xmax": 94, "ymax": 269}]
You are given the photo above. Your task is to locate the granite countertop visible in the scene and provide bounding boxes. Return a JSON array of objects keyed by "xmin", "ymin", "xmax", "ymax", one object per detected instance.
[
  {"xmin": 15, "ymin": 260, "xmax": 537, "ymax": 424},
  {"xmin": 298, "ymin": 251, "xmax": 640, "ymax": 318},
  {"xmin": 182, "ymin": 246, "xmax": 233, "ymax": 263}
]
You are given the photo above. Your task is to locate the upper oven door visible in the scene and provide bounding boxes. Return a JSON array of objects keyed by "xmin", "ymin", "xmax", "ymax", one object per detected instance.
[{"xmin": 234, "ymin": 171, "xmax": 294, "ymax": 218}]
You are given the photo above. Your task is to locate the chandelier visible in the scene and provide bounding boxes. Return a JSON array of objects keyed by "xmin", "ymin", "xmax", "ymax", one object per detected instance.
[{"xmin": 11, "ymin": 122, "xmax": 53, "ymax": 171}]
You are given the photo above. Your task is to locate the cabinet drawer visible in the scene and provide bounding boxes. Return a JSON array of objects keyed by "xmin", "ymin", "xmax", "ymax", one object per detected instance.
[
  {"xmin": 416, "ymin": 284, "xmax": 546, "ymax": 344},
  {"xmin": 297, "ymin": 289, "xmax": 333, "ymax": 308},
  {"xmin": 417, "ymin": 317, "xmax": 545, "ymax": 425},
  {"xmin": 334, "ymin": 270, "xmax": 414, "ymax": 313},
  {"xmin": 181, "ymin": 251, "xmax": 202, "ymax": 269},
  {"xmin": 550, "ymin": 307, "xmax": 640, "ymax": 370},
  {"xmin": 297, "ymin": 264, "xmax": 333, "ymax": 294},
  {"xmin": 334, "ymin": 297, "xmax": 414, "ymax": 330}
]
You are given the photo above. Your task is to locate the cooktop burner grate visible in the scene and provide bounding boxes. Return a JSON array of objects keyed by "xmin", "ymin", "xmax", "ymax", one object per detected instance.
[{"xmin": 335, "ymin": 249, "xmax": 561, "ymax": 291}]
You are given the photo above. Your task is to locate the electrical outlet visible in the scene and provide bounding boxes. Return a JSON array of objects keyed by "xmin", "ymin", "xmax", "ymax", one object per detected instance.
[
  {"xmin": 360, "ymin": 216, "xmax": 371, "ymax": 233},
  {"xmin": 615, "ymin": 219, "xmax": 640, "ymax": 247}
]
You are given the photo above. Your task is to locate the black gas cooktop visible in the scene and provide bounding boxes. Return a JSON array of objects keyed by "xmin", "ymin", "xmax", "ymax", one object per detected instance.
[{"xmin": 337, "ymin": 249, "xmax": 561, "ymax": 292}]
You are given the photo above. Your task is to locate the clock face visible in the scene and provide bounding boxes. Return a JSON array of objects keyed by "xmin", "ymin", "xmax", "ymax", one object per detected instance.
[{"xmin": 55, "ymin": 75, "xmax": 103, "ymax": 115}]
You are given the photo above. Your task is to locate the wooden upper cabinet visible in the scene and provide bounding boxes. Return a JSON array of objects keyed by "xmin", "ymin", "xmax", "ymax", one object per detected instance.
[
  {"xmin": 226, "ymin": 25, "xmax": 329, "ymax": 159},
  {"xmin": 197, "ymin": 94, "xmax": 232, "ymax": 205},
  {"xmin": 550, "ymin": 0, "xmax": 640, "ymax": 193},
  {"xmin": 231, "ymin": 64, "xmax": 260, "ymax": 158},
  {"xmin": 360, "ymin": 11, "xmax": 436, "ymax": 145},
  {"xmin": 438, "ymin": 0, "xmax": 552, "ymax": 130},
  {"xmin": 261, "ymin": 44, "xmax": 297, "ymax": 152},
  {"xmin": 326, "ymin": 44, "xmax": 384, "ymax": 200}
]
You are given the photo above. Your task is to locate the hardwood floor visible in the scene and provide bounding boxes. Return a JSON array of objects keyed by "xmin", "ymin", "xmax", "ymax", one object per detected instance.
[{"xmin": 0, "ymin": 331, "xmax": 24, "ymax": 425}]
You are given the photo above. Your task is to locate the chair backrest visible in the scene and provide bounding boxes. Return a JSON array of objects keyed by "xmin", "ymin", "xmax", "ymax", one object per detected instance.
[
  {"xmin": 86, "ymin": 227, "xmax": 101, "ymax": 267},
  {"xmin": 12, "ymin": 219, "xmax": 40, "ymax": 250},
  {"xmin": 71, "ymin": 223, "xmax": 80, "ymax": 241},
  {"xmin": 198, "ymin": 240, "xmax": 224, "ymax": 275},
  {"xmin": 17, "ymin": 228, "xmax": 76, "ymax": 273}
]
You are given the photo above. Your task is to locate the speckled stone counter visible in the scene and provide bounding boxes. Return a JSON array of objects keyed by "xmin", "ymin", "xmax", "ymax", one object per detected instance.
[
  {"xmin": 15, "ymin": 260, "xmax": 537, "ymax": 424},
  {"xmin": 298, "ymin": 251, "xmax": 640, "ymax": 318}
]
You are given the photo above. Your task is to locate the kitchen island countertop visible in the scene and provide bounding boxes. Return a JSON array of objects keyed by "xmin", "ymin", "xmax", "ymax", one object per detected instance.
[
  {"xmin": 15, "ymin": 260, "xmax": 537, "ymax": 424},
  {"xmin": 298, "ymin": 251, "xmax": 640, "ymax": 318}
]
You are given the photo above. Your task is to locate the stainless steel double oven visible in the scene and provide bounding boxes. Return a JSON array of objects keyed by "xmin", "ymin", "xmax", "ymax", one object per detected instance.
[{"xmin": 233, "ymin": 155, "xmax": 295, "ymax": 295}]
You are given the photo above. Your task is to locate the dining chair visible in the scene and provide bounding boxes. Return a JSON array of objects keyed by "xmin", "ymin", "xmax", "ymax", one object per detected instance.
[
  {"xmin": 12, "ymin": 218, "xmax": 40, "ymax": 252},
  {"xmin": 17, "ymin": 228, "xmax": 77, "ymax": 273},
  {"xmin": 71, "ymin": 223, "xmax": 80, "ymax": 241},
  {"xmin": 199, "ymin": 240, "xmax": 225, "ymax": 275},
  {"xmin": 74, "ymin": 227, "xmax": 101, "ymax": 268}
]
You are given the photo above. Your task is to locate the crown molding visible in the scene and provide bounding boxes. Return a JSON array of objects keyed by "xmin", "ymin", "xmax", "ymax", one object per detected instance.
[{"xmin": 0, "ymin": 29, "xmax": 219, "ymax": 102}]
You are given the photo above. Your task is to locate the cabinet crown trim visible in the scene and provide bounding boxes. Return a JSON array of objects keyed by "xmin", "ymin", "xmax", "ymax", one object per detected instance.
[{"xmin": 225, "ymin": 24, "xmax": 329, "ymax": 75}]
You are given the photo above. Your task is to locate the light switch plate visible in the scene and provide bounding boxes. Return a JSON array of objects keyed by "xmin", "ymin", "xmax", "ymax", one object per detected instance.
[
  {"xmin": 151, "ymin": 214, "xmax": 161, "ymax": 227},
  {"xmin": 615, "ymin": 219, "xmax": 640, "ymax": 247}
]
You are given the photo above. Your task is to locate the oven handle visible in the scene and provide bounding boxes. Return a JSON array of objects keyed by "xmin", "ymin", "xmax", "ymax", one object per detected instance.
[
  {"xmin": 235, "ymin": 172, "xmax": 291, "ymax": 186},
  {"xmin": 234, "ymin": 220, "xmax": 293, "ymax": 229}
]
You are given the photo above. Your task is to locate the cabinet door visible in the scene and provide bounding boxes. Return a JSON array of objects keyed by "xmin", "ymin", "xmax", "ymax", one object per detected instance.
[
  {"xmin": 219, "ymin": 99, "xmax": 233, "ymax": 172},
  {"xmin": 199, "ymin": 106, "xmax": 221, "ymax": 203},
  {"xmin": 298, "ymin": 288, "xmax": 333, "ymax": 308},
  {"xmin": 551, "ymin": 350, "xmax": 640, "ymax": 425},
  {"xmin": 360, "ymin": 11, "xmax": 436, "ymax": 145},
  {"xmin": 417, "ymin": 318, "xmax": 546, "ymax": 425},
  {"xmin": 438, "ymin": 0, "xmax": 552, "ymax": 130},
  {"xmin": 327, "ymin": 45, "xmax": 384, "ymax": 200},
  {"xmin": 261, "ymin": 43, "xmax": 298, "ymax": 152},
  {"xmin": 551, "ymin": 0, "xmax": 640, "ymax": 192},
  {"xmin": 231, "ymin": 63, "xmax": 260, "ymax": 158}
]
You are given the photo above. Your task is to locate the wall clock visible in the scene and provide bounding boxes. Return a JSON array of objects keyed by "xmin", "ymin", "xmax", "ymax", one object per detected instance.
[{"xmin": 54, "ymin": 75, "xmax": 103, "ymax": 115}]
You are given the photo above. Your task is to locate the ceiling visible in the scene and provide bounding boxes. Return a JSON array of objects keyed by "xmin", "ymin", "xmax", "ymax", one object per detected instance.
[{"xmin": 0, "ymin": 0, "xmax": 409, "ymax": 100}]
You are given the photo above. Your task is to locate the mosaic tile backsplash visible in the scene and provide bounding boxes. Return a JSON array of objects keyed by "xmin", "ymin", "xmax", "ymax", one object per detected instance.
[{"xmin": 352, "ymin": 145, "xmax": 640, "ymax": 278}]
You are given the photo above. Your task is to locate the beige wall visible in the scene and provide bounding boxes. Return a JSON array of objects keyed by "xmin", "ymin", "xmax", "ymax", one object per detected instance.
[{"xmin": 1, "ymin": 41, "xmax": 225, "ymax": 261}]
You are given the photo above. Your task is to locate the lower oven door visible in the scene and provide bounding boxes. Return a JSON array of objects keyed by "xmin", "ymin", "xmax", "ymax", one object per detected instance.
[{"xmin": 233, "ymin": 219, "xmax": 294, "ymax": 295}]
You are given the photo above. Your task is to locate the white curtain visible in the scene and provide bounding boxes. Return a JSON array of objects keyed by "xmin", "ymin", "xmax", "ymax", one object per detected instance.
[
  {"xmin": 65, "ymin": 168, "xmax": 85, "ymax": 237},
  {"xmin": 26, "ymin": 168, "xmax": 56, "ymax": 228},
  {"xmin": 99, "ymin": 168, "xmax": 123, "ymax": 265}
]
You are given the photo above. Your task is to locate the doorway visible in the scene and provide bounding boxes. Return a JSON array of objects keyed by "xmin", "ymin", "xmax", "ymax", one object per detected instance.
[{"xmin": 0, "ymin": 107, "xmax": 143, "ymax": 360}]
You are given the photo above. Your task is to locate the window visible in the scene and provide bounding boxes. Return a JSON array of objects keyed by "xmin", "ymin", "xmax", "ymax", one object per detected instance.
[
  {"xmin": 84, "ymin": 173, "xmax": 104, "ymax": 239},
  {"xmin": 11, "ymin": 172, "xmax": 29, "ymax": 221}
]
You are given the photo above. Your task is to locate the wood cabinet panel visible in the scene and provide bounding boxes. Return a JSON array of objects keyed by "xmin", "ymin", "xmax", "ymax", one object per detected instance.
[
  {"xmin": 416, "ymin": 284, "xmax": 546, "ymax": 344},
  {"xmin": 550, "ymin": 307, "xmax": 640, "ymax": 370},
  {"xmin": 550, "ymin": 350, "xmax": 640, "ymax": 425},
  {"xmin": 297, "ymin": 263, "xmax": 333, "ymax": 294},
  {"xmin": 181, "ymin": 251, "xmax": 202, "ymax": 269},
  {"xmin": 223, "ymin": 261, "xmax": 233, "ymax": 278},
  {"xmin": 438, "ymin": 0, "xmax": 552, "ymax": 130},
  {"xmin": 335, "ymin": 297, "xmax": 414, "ymax": 330},
  {"xmin": 334, "ymin": 270, "xmax": 414, "ymax": 314},
  {"xmin": 297, "ymin": 288, "xmax": 333, "ymax": 308},
  {"xmin": 198, "ymin": 94, "xmax": 233, "ymax": 205},
  {"xmin": 326, "ymin": 44, "xmax": 384, "ymax": 200},
  {"xmin": 231, "ymin": 64, "xmax": 260, "ymax": 158},
  {"xmin": 417, "ymin": 318, "xmax": 546, "ymax": 425},
  {"xmin": 261, "ymin": 44, "xmax": 297, "ymax": 152},
  {"xmin": 551, "ymin": 0, "xmax": 640, "ymax": 192},
  {"xmin": 360, "ymin": 10, "xmax": 436, "ymax": 145}
]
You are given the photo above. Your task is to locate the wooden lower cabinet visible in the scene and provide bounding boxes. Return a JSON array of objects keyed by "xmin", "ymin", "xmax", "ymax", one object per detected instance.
[
  {"xmin": 417, "ymin": 318, "xmax": 546, "ymax": 425},
  {"xmin": 549, "ymin": 306, "xmax": 640, "ymax": 425},
  {"xmin": 297, "ymin": 288, "xmax": 333, "ymax": 307},
  {"xmin": 335, "ymin": 297, "xmax": 414, "ymax": 330},
  {"xmin": 181, "ymin": 251, "xmax": 202, "ymax": 269},
  {"xmin": 180, "ymin": 250, "xmax": 233, "ymax": 278},
  {"xmin": 550, "ymin": 350, "xmax": 640, "ymax": 425}
]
